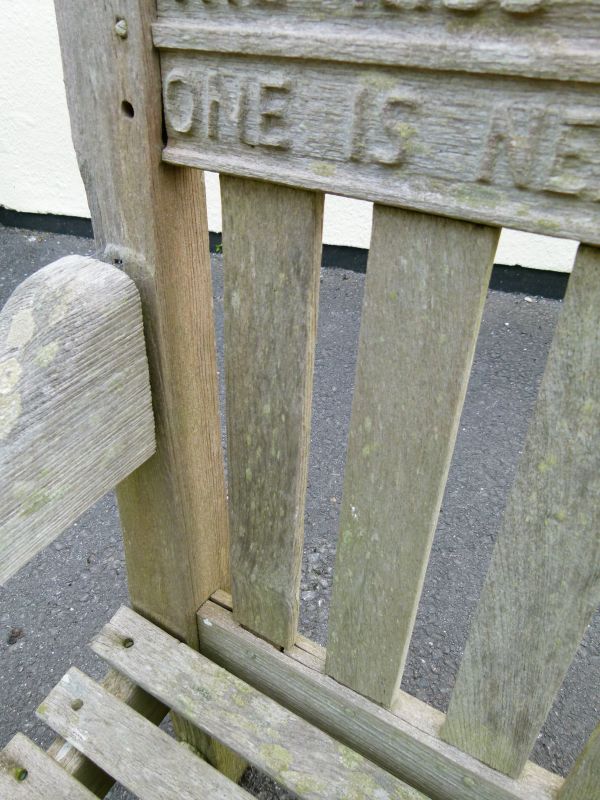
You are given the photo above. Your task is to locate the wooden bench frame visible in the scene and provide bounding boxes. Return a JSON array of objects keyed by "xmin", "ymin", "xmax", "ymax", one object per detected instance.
[{"xmin": 1, "ymin": 0, "xmax": 598, "ymax": 797}]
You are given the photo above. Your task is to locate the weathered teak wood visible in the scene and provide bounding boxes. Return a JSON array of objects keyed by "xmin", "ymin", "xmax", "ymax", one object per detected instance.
[
  {"xmin": 441, "ymin": 245, "xmax": 600, "ymax": 778},
  {"xmin": 154, "ymin": 0, "xmax": 600, "ymax": 82},
  {"xmin": 0, "ymin": 256, "xmax": 154, "ymax": 586},
  {"xmin": 47, "ymin": 669, "xmax": 167, "ymax": 798},
  {"xmin": 93, "ymin": 605, "xmax": 426, "ymax": 799},
  {"xmin": 54, "ymin": 0, "xmax": 240, "ymax": 779},
  {"xmin": 559, "ymin": 723, "xmax": 600, "ymax": 800},
  {"xmin": 54, "ymin": 0, "xmax": 229, "ymax": 648},
  {"xmin": 37, "ymin": 668, "xmax": 252, "ymax": 800},
  {"xmin": 0, "ymin": 733, "xmax": 97, "ymax": 799},
  {"xmin": 156, "ymin": 2, "xmax": 600, "ymax": 244},
  {"xmin": 221, "ymin": 176, "xmax": 323, "ymax": 649},
  {"xmin": 196, "ymin": 601, "xmax": 562, "ymax": 800},
  {"xmin": 326, "ymin": 206, "xmax": 498, "ymax": 706}
]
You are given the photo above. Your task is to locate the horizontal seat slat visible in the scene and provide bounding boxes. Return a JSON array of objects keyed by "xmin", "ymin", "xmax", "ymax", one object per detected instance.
[
  {"xmin": 442, "ymin": 245, "xmax": 600, "ymax": 778},
  {"xmin": 0, "ymin": 733, "xmax": 97, "ymax": 799},
  {"xmin": 92, "ymin": 605, "xmax": 427, "ymax": 800},
  {"xmin": 46, "ymin": 668, "xmax": 168, "ymax": 797},
  {"xmin": 326, "ymin": 205, "xmax": 498, "ymax": 707},
  {"xmin": 37, "ymin": 667, "xmax": 251, "ymax": 800},
  {"xmin": 197, "ymin": 600, "xmax": 562, "ymax": 800},
  {"xmin": 222, "ymin": 176, "xmax": 323, "ymax": 649}
]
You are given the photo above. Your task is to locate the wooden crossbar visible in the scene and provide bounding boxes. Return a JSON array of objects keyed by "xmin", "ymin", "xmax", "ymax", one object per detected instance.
[
  {"xmin": 92, "ymin": 605, "xmax": 426, "ymax": 799},
  {"xmin": 197, "ymin": 598, "xmax": 562, "ymax": 800},
  {"xmin": 155, "ymin": 2, "xmax": 600, "ymax": 245}
]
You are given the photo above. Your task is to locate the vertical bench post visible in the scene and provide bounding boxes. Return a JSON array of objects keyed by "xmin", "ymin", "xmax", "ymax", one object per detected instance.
[{"xmin": 53, "ymin": 0, "xmax": 243, "ymax": 785}]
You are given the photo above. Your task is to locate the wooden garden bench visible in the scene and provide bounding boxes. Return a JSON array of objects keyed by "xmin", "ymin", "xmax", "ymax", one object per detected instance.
[{"xmin": 1, "ymin": 0, "xmax": 599, "ymax": 797}]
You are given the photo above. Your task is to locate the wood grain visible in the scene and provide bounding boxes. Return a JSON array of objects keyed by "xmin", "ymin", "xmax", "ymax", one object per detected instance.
[
  {"xmin": 92, "ymin": 605, "xmax": 427, "ymax": 800},
  {"xmin": 54, "ymin": 0, "xmax": 229, "ymax": 648},
  {"xmin": 196, "ymin": 601, "xmax": 562, "ymax": 800},
  {"xmin": 1, "ymin": 734, "xmax": 97, "ymax": 799},
  {"xmin": 221, "ymin": 176, "xmax": 323, "ymax": 648},
  {"xmin": 47, "ymin": 669, "xmax": 167, "ymax": 797},
  {"xmin": 442, "ymin": 244, "xmax": 600, "ymax": 778},
  {"xmin": 37, "ymin": 668, "xmax": 251, "ymax": 800},
  {"xmin": 0, "ymin": 256, "xmax": 154, "ymax": 586},
  {"xmin": 326, "ymin": 206, "xmax": 497, "ymax": 706},
  {"xmin": 155, "ymin": 0, "xmax": 600, "ymax": 83},
  {"xmin": 159, "ymin": 47, "xmax": 600, "ymax": 244},
  {"xmin": 559, "ymin": 723, "xmax": 600, "ymax": 800}
]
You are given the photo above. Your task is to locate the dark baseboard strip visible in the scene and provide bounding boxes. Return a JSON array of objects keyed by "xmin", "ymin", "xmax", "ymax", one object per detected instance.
[
  {"xmin": 489, "ymin": 264, "xmax": 567, "ymax": 300},
  {"xmin": 2, "ymin": 209, "xmax": 567, "ymax": 300},
  {"xmin": 0, "ymin": 206, "xmax": 93, "ymax": 239}
]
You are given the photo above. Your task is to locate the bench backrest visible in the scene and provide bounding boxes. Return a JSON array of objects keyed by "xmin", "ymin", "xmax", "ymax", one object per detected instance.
[{"xmin": 51, "ymin": 2, "xmax": 600, "ymax": 798}]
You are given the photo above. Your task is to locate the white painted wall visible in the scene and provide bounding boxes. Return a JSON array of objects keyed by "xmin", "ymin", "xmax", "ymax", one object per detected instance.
[{"xmin": 0, "ymin": 0, "xmax": 578, "ymax": 273}]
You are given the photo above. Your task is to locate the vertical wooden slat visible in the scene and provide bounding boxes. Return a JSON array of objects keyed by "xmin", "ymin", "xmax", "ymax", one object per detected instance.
[
  {"xmin": 559, "ymin": 723, "xmax": 600, "ymax": 800},
  {"xmin": 54, "ymin": 0, "xmax": 242, "ymax": 783},
  {"xmin": 441, "ymin": 245, "xmax": 600, "ymax": 778},
  {"xmin": 221, "ymin": 176, "xmax": 323, "ymax": 649},
  {"xmin": 326, "ymin": 205, "xmax": 499, "ymax": 706}
]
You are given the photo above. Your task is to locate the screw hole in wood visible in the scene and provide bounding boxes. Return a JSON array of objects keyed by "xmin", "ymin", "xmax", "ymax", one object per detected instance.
[
  {"xmin": 13, "ymin": 767, "xmax": 28, "ymax": 782},
  {"xmin": 121, "ymin": 101, "xmax": 135, "ymax": 119}
]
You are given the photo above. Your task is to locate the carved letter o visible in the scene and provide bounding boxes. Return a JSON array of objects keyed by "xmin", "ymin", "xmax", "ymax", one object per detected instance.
[{"xmin": 164, "ymin": 72, "xmax": 195, "ymax": 134}]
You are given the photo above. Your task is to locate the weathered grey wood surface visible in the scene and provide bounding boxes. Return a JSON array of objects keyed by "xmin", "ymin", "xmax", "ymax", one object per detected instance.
[
  {"xmin": 442, "ymin": 245, "xmax": 600, "ymax": 778},
  {"xmin": 222, "ymin": 176, "xmax": 323, "ymax": 649},
  {"xmin": 196, "ymin": 601, "xmax": 562, "ymax": 800},
  {"xmin": 37, "ymin": 668, "xmax": 251, "ymax": 800},
  {"xmin": 559, "ymin": 723, "xmax": 600, "ymax": 800},
  {"xmin": 0, "ymin": 256, "xmax": 154, "ymax": 586},
  {"xmin": 93, "ymin": 605, "xmax": 427, "ymax": 800},
  {"xmin": 326, "ymin": 207, "xmax": 497, "ymax": 706},
  {"xmin": 0, "ymin": 733, "xmax": 97, "ymax": 799},
  {"xmin": 156, "ymin": 4, "xmax": 600, "ymax": 245},
  {"xmin": 55, "ymin": 0, "xmax": 229, "ymax": 649},
  {"xmin": 155, "ymin": 0, "xmax": 600, "ymax": 83},
  {"xmin": 47, "ymin": 669, "xmax": 167, "ymax": 797}
]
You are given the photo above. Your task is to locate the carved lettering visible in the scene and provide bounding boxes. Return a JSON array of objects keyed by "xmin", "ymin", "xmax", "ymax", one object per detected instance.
[
  {"xmin": 205, "ymin": 71, "xmax": 224, "ymax": 140},
  {"xmin": 164, "ymin": 72, "xmax": 195, "ymax": 134},
  {"xmin": 373, "ymin": 92, "xmax": 420, "ymax": 165},
  {"xmin": 478, "ymin": 105, "xmax": 546, "ymax": 189},
  {"xmin": 349, "ymin": 88, "xmax": 369, "ymax": 163},
  {"xmin": 350, "ymin": 87, "xmax": 420, "ymax": 166},
  {"xmin": 164, "ymin": 68, "xmax": 294, "ymax": 152},
  {"xmin": 546, "ymin": 111, "xmax": 600, "ymax": 202},
  {"xmin": 257, "ymin": 79, "xmax": 292, "ymax": 150}
]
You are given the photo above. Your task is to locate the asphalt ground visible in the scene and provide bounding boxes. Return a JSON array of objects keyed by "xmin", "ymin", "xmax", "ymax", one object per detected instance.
[{"xmin": 1, "ymin": 223, "xmax": 598, "ymax": 799}]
